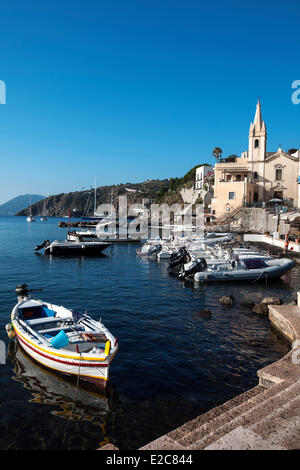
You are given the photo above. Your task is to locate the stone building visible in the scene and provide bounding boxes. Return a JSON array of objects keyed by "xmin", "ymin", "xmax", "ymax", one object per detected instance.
[{"xmin": 211, "ymin": 100, "xmax": 300, "ymax": 219}]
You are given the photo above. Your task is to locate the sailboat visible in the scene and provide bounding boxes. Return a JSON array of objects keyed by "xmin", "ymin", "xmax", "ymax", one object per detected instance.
[
  {"xmin": 81, "ymin": 177, "xmax": 105, "ymax": 221},
  {"xmin": 40, "ymin": 200, "xmax": 47, "ymax": 222},
  {"xmin": 26, "ymin": 193, "xmax": 36, "ymax": 222}
]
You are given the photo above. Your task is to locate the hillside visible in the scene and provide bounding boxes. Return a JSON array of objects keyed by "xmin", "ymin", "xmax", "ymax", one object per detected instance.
[
  {"xmin": 16, "ymin": 180, "xmax": 170, "ymax": 217},
  {"xmin": 16, "ymin": 165, "xmax": 212, "ymax": 217},
  {"xmin": 0, "ymin": 194, "xmax": 45, "ymax": 216}
]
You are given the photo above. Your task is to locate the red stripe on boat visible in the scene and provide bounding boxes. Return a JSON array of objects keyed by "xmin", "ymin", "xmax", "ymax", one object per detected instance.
[{"xmin": 16, "ymin": 332, "xmax": 108, "ymax": 368}]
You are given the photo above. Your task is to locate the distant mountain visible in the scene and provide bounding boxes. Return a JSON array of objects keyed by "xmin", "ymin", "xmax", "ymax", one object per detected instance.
[{"xmin": 0, "ymin": 194, "xmax": 45, "ymax": 216}]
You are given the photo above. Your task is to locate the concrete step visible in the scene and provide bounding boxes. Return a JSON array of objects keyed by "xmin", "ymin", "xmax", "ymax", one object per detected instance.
[
  {"xmin": 140, "ymin": 385, "xmax": 266, "ymax": 450},
  {"xmin": 166, "ymin": 382, "xmax": 284, "ymax": 448},
  {"xmin": 205, "ymin": 392, "xmax": 300, "ymax": 450},
  {"xmin": 166, "ymin": 385, "xmax": 265, "ymax": 445},
  {"xmin": 186, "ymin": 380, "xmax": 300, "ymax": 449},
  {"xmin": 250, "ymin": 394, "xmax": 300, "ymax": 449}
]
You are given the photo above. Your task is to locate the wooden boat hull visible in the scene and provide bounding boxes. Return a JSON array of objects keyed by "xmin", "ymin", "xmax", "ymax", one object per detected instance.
[
  {"xmin": 10, "ymin": 296, "xmax": 118, "ymax": 390},
  {"xmin": 14, "ymin": 328, "xmax": 111, "ymax": 389}
]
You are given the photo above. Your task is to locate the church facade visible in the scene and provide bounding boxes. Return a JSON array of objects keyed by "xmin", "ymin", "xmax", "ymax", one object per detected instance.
[{"xmin": 210, "ymin": 100, "xmax": 300, "ymax": 219}]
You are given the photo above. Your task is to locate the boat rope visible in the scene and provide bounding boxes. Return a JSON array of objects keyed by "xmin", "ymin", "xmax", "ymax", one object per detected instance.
[
  {"xmin": 62, "ymin": 352, "xmax": 82, "ymax": 446},
  {"xmin": 251, "ymin": 270, "xmax": 266, "ymax": 284}
]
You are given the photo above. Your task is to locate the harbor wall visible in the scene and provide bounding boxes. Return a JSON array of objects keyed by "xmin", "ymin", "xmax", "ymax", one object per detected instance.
[
  {"xmin": 207, "ymin": 208, "xmax": 290, "ymax": 235},
  {"xmin": 244, "ymin": 233, "xmax": 300, "ymax": 253}
]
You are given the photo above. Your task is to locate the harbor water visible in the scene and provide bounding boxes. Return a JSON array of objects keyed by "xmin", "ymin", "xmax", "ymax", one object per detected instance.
[{"xmin": 0, "ymin": 217, "xmax": 296, "ymax": 450}]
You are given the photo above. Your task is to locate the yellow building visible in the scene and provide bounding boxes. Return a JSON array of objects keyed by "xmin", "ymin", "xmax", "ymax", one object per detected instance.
[{"xmin": 211, "ymin": 100, "xmax": 300, "ymax": 219}]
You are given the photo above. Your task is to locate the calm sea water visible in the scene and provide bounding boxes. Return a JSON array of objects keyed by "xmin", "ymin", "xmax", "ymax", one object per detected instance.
[{"xmin": 0, "ymin": 216, "xmax": 296, "ymax": 450}]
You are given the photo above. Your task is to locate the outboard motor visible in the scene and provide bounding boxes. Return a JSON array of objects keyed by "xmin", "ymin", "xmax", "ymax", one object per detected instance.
[
  {"xmin": 15, "ymin": 284, "xmax": 43, "ymax": 302},
  {"xmin": 15, "ymin": 284, "xmax": 29, "ymax": 302},
  {"xmin": 178, "ymin": 257, "xmax": 207, "ymax": 279},
  {"xmin": 169, "ymin": 247, "xmax": 191, "ymax": 269},
  {"xmin": 34, "ymin": 240, "xmax": 51, "ymax": 251}
]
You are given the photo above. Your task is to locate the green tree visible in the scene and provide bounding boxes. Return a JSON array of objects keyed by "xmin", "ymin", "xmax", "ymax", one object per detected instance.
[{"xmin": 212, "ymin": 147, "xmax": 223, "ymax": 160}]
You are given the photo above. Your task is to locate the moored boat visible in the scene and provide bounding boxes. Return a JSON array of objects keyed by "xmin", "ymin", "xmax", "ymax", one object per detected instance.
[
  {"xmin": 193, "ymin": 257, "xmax": 295, "ymax": 282},
  {"xmin": 6, "ymin": 284, "xmax": 118, "ymax": 389},
  {"xmin": 26, "ymin": 193, "xmax": 36, "ymax": 222},
  {"xmin": 67, "ymin": 230, "xmax": 140, "ymax": 243},
  {"xmin": 34, "ymin": 239, "xmax": 112, "ymax": 255},
  {"xmin": 136, "ymin": 243, "xmax": 162, "ymax": 256}
]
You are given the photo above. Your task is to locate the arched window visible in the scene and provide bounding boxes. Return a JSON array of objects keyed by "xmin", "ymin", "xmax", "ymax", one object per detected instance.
[{"xmin": 254, "ymin": 139, "xmax": 259, "ymax": 148}]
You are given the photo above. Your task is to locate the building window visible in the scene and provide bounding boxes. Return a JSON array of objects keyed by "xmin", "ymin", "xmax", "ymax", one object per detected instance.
[
  {"xmin": 253, "ymin": 171, "xmax": 258, "ymax": 179},
  {"xmin": 226, "ymin": 174, "xmax": 231, "ymax": 182},
  {"xmin": 235, "ymin": 174, "xmax": 241, "ymax": 181},
  {"xmin": 255, "ymin": 139, "xmax": 259, "ymax": 148},
  {"xmin": 228, "ymin": 192, "xmax": 236, "ymax": 200},
  {"xmin": 275, "ymin": 168, "xmax": 282, "ymax": 181}
]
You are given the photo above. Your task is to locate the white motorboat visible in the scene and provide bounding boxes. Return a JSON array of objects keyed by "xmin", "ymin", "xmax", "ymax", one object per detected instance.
[
  {"xmin": 193, "ymin": 257, "xmax": 295, "ymax": 283},
  {"xmin": 67, "ymin": 230, "xmax": 140, "ymax": 244},
  {"xmin": 6, "ymin": 284, "xmax": 118, "ymax": 389},
  {"xmin": 136, "ymin": 243, "xmax": 162, "ymax": 256},
  {"xmin": 157, "ymin": 247, "xmax": 179, "ymax": 259},
  {"xmin": 67, "ymin": 230, "xmax": 98, "ymax": 241},
  {"xmin": 34, "ymin": 239, "xmax": 112, "ymax": 255}
]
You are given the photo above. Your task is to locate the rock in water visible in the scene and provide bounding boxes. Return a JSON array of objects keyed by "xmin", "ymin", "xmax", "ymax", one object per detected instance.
[
  {"xmin": 261, "ymin": 297, "xmax": 283, "ymax": 305},
  {"xmin": 219, "ymin": 295, "xmax": 234, "ymax": 306},
  {"xmin": 252, "ymin": 303, "xmax": 269, "ymax": 315},
  {"xmin": 196, "ymin": 309, "xmax": 212, "ymax": 319}
]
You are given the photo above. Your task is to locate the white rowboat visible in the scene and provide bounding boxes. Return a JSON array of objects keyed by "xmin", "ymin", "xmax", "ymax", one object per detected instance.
[{"xmin": 7, "ymin": 285, "xmax": 118, "ymax": 389}]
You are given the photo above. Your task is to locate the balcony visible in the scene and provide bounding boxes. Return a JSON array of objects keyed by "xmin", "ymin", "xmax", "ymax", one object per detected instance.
[
  {"xmin": 218, "ymin": 177, "xmax": 250, "ymax": 183},
  {"xmin": 215, "ymin": 160, "xmax": 249, "ymax": 172}
]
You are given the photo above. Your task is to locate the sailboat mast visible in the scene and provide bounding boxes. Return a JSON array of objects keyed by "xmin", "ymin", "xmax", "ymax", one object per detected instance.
[{"xmin": 94, "ymin": 177, "xmax": 97, "ymax": 215}]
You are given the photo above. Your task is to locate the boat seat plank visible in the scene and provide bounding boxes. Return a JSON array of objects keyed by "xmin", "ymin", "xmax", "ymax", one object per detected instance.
[
  {"xmin": 39, "ymin": 325, "xmax": 85, "ymax": 334},
  {"xmin": 25, "ymin": 317, "xmax": 62, "ymax": 327}
]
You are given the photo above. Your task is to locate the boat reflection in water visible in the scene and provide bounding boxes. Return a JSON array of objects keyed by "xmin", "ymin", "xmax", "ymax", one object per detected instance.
[{"xmin": 9, "ymin": 342, "xmax": 117, "ymax": 425}]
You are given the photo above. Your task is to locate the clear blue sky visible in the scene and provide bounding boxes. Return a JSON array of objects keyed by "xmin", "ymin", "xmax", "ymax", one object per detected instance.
[{"xmin": 1, "ymin": 0, "xmax": 300, "ymax": 204}]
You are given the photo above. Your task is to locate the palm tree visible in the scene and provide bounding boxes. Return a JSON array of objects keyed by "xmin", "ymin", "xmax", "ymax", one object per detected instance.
[{"xmin": 212, "ymin": 147, "xmax": 223, "ymax": 160}]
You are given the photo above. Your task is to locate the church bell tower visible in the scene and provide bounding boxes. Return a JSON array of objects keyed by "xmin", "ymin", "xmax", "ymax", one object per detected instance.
[{"xmin": 248, "ymin": 99, "xmax": 267, "ymax": 162}]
